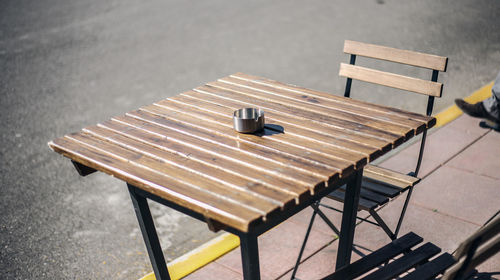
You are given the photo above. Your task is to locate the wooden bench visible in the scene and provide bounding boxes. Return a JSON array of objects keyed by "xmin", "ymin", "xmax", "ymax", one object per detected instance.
[{"xmin": 322, "ymin": 213, "xmax": 500, "ymax": 280}]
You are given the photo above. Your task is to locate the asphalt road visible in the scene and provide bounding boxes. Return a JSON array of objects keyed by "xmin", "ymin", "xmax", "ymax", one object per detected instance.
[{"xmin": 1, "ymin": 0, "xmax": 499, "ymax": 279}]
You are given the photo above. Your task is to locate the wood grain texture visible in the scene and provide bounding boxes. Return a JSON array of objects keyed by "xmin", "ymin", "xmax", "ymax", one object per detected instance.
[
  {"xmin": 191, "ymin": 86, "xmax": 409, "ymax": 143},
  {"xmin": 219, "ymin": 76, "xmax": 428, "ymax": 134},
  {"xmin": 83, "ymin": 125, "xmax": 298, "ymax": 209},
  {"xmin": 68, "ymin": 132, "xmax": 282, "ymax": 217},
  {"xmin": 210, "ymin": 79, "xmax": 419, "ymax": 136},
  {"xmin": 343, "ymin": 40, "xmax": 448, "ymax": 71},
  {"xmin": 48, "ymin": 73, "xmax": 434, "ymax": 232},
  {"xmin": 339, "ymin": 63, "xmax": 443, "ymax": 97},
  {"xmin": 88, "ymin": 122, "xmax": 312, "ymax": 201},
  {"xmin": 109, "ymin": 115, "xmax": 327, "ymax": 189},
  {"xmin": 169, "ymin": 94, "xmax": 395, "ymax": 153},
  {"xmin": 157, "ymin": 99, "xmax": 385, "ymax": 162},
  {"xmin": 49, "ymin": 136, "xmax": 262, "ymax": 232},
  {"xmin": 231, "ymin": 73, "xmax": 436, "ymax": 128},
  {"xmin": 142, "ymin": 103, "xmax": 361, "ymax": 171},
  {"xmin": 122, "ymin": 111, "xmax": 336, "ymax": 182},
  {"xmin": 364, "ymin": 165, "xmax": 420, "ymax": 187}
]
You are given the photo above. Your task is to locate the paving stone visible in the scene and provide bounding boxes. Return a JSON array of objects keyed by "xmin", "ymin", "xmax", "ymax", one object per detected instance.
[
  {"xmin": 353, "ymin": 199, "xmax": 479, "ymax": 254},
  {"xmin": 476, "ymin": 252, "xmax": 500, "ymax": 276},
  {"xmin": 183, "ymin": 261, "xmax": 242, "ymax": 280},
  {"xmin": 397, "ymin": 119, "xmax": 485, "ymax": 174},
  {"xmin": 444, "ymin": 114, "xmax": 491, "ymax": 137},
  {"xmin": 448, "ymin": 131, "xmax": 500, "ymax": 180},
  {"xmin": 277, "ymin": 241, "xmax": 372, "ymax": 280},
  {"xmin": 412, "ymin": 165, "xmax": 500, "ymax": 224},
  {"xmin": 287, "ymin": 199, "xmax": 345, "ymax": 236},
  {"xmin": 378, "ymin": 150, "xmax": 440, "ymax": 178},
  {"xmin": 277, "ymin": 241, "xmax": 338, "ymax": 280},
  {"xmin": 214, "ymin": 219, "xmax": 334, "ymax": 280},
  {"xmin": 377, "ymin": 115, "xmax": 487, "ymax": 180}
]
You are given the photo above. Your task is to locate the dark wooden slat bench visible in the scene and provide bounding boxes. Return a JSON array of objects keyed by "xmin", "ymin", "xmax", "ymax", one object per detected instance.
[{"xmin": 322, "ymin": 213, "xmax": 500, "ymax": 280}]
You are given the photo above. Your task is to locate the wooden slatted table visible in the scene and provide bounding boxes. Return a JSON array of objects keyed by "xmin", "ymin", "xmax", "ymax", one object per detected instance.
[{"xmin": 48, "ymin": 73, "xmax": 435, "ymax": 280}]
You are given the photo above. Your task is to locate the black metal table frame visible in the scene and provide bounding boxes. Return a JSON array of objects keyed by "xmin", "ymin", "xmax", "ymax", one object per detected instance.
[{"xmin": 127, "ymin": 169, "xmax": 363, "ymax": 280}]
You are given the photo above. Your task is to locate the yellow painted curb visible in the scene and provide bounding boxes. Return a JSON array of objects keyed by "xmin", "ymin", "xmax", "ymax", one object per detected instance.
[
  {"xmin": 435, "ymin": 82, "xmax": 494, "ymax": 127},
  {"xmin": 140, "ymin": 233, "xmax": 239, "ymax": 280},
  {"xmin": 138, "ymin": 82, "xmax": 494, "ymax": 280}
]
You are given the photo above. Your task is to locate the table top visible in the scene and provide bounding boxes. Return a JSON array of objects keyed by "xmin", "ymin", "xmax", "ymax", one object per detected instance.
[{"xmin": 48, "ymin": 73, "xmax": 435, "ymax": 232}]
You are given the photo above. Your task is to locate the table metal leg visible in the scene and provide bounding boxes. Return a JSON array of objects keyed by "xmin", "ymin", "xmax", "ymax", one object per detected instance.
[
  {"xmin": 128, "ymin": 184, "xmax": 171, "ymax": 280},
  {"xmin": 336, "ymin": 169, "xmax": 363, "ymax": 270},
  {"xmin": 239, "ymin": 233, "xmax": 260, "ymax": 280}
]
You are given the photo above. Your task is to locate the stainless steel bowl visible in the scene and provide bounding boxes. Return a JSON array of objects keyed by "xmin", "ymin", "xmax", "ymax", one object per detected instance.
[{"xmin": 233, "ymin": 108, "xmax": 265, "ymax": 133}]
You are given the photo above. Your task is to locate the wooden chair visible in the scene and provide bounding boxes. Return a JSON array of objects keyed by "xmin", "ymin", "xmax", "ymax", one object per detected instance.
[
  {"xmin": 321, "ymin": 212, "xmax": 500, "ymax": 280},
  {"xmin": 291, "ymin": 40, "xmax": 448, "ymax": 279}
]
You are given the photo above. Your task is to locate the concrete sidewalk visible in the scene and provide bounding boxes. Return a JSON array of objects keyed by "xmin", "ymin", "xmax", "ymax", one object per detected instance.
[{"xmin": 182, "ymin": 114, "xmax": 500, "ymax": 280}]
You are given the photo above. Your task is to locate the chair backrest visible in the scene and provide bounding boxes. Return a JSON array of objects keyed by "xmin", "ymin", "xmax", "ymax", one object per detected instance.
[
  {"xmin": 341, "ymin": 40, "xmax": 448, "ymax": 99},
  {"xmin": 340, "ymin": 40, "xmax": 448, "ymax": 176},
  {"xmin": 441, "ymin": 213, "xmax": 500, "ymax": 279}
]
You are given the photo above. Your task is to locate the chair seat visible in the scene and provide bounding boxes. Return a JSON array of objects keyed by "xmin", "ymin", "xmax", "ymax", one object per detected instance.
[
  {"xmin": 326, "ymin": 165, "xmax": 420, "ymax": 211},
  {"xmin": 322, "ymin": 232, "xmax": 456, "ymax": 280}
]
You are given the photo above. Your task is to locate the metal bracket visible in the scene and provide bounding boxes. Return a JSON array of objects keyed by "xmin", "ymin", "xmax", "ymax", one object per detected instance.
[
  {"xmin": 205, "ymin": 217, "xmax": 226, "ymax": 232},
  {"xmin": 71, "ymin": 160, "xmax": 97, "ymax": 176}
]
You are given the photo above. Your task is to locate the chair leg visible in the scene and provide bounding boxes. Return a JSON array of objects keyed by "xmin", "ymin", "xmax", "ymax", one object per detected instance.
[
  {"xmin": 291, "ymin": 186, "xmax": 415, "ymax": 278},
  {"xmin": 291, "ymin": 201, "xmax": 319, "ymax": 280},
  {"xmin": 312, "ymin": 203, "xmax": 341, "ymax": 236},
  {"xmin": 394, "ymin": 186, "xmax": 414, "ymax": 239},
  {"xmin": 128, "ymin": 184, "xmax": 171, "ymax": 280},
  {"xmin": 369, "ymin": 209, "xmax": 395, "ymax": 240},
  {"xmin": 367, "ymin": 186, "xmax": 415, "ymax": 241}
]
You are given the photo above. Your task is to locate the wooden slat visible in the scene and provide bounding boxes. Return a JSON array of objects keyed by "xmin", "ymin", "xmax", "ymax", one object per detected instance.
[
  {"xmin": 323, "ymin": 232, "xmax": 424, "ymax": 280},
  {"xmin": 89, "ymin": 122, "xmax": 312, "ymax": 202},
  {"xmin": 169, "ymin": 94, "xmax": 393, "ymax": 157},
  {"xmin": 326, "ymin": 190, "xmax": 378, "ymax": 211},
  {"xmin": 328, "ymin": 184, "xmax": 392, "ymax": 210},
  {"xmin": 67, "ymin": 132, "xmax": 281, "ymax": 218},
  {"xmin": 191, "ymin": 86, "xmax": 408, "ymax": 144},
  {"xmin": 126, "ymin": 109, "xmax": 348, "ymax": 179},
  {"xmin": 361, "ymin": 178, "xmax": 403, "ymax": 198},
  {"xmin": 363, "ymin": 173, "xmax": 411, "ymax": 191},
  {"xmin": 178, "ymin": 90, "xmax": 404, "ymax": 146},
  {"xmin": 101, "ymin": 117, "xmax": 328, "ymax": 192},
  {"xmin": 362, "ymin": 242, "xmax": 441, "ymax": 280},
  {"xmin": 143, "ymin": 103, "xmax": 363, "ymax": 171},
  {"xmin": 339, "ymin": 63, "xmax": 443, "ymax": 97},
  {"xmin": 364, "ymin": 165, "xmax": 420, "ymax": 187},
  {"xmin": 358, "ymin": 187, "xmax": 389, "ymax": 205},
  {"xmin": 219, "ymin": 76, "xmax": 427, "ymax": 134},
  {"xmin": 84, "ymin": 125, "xmax": 297, "ymax": 209},
  {"xmin": 49, "ymin": 137, "xmax": 262, "ymax": 232},
  {"xmin": 344, "ymin": 40, "xmax": 448, "ymax": 71},
  {"xmin": 231, "ymin": 72, "xmax": 436, "ymax": 127},
  {"xmin": 400, "ymin": 253, "xmax": 456, "ymax": 280},
  {"xmin": 208, "ymin": 80, "xmax": 415, "ymax": 138},
  {"xmin": 212, "ymin": 79, "xmax": 421, "ymax": 136},
  {"xmin": 335, "ymin": 185, "xmax": 389, "ymax": 205},
  {"xmin": 157, "ymin": 97, "xmax": 379, "ymax": 159}
]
